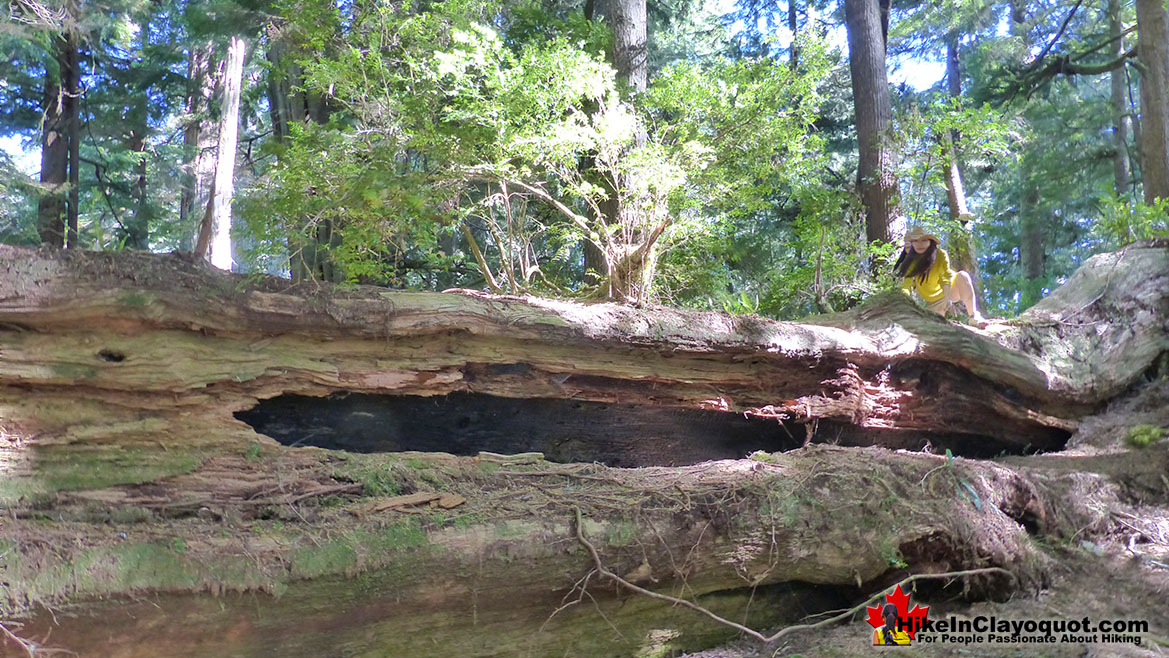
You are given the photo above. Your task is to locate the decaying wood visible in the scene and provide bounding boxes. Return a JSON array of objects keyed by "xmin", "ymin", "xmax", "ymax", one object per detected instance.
[
  {"xmin": 1, "ymin": 244, "xmax": 1163, "ymax": 454},
  {"xmin": 0, "ymin": 243, "xmax": 1166, "ymax": 657}
]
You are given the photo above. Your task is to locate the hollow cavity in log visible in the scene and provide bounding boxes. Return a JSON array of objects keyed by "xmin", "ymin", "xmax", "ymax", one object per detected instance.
[{"xmin": 235, "ymin": 391, "xmax": 807, "ymax": 467}]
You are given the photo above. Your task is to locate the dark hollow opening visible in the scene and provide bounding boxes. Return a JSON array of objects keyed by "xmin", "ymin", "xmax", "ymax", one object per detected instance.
[
  {"xmin": 98, "ymin": 349, "xmax": 126, "ymax": 363},
  {"xmin": 235, "ymin": 392, "xmax": 807, "ymax": 468}
]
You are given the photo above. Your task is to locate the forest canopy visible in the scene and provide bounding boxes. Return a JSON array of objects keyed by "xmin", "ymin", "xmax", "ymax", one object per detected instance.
[{"xmin": 2, "ymin": 0, "xmax": 1169, "ymax": 317}]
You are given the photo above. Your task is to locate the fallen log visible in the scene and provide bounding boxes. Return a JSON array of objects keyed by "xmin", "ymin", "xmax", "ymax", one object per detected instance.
[{"xmin": 0, "ymin": 243, "xmax": 1165, "ymax": 657}]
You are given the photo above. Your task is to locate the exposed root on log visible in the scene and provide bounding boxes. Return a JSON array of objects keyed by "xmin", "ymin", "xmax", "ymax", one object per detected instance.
[
  {"xmin": 0, "ymin": 621, "xmax": 75, "ymax": 658},
  {"xmin": 573, "ymin": 506, "xmax": 1010, "ymax": 644}
]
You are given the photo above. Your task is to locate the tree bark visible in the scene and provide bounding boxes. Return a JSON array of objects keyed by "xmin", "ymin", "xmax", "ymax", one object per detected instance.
[
  {"xmin": 180, "ymin": 43, "xmax": 217, "ymax": 251},
  {"xmin": 0, "ymin": 243, "xmax": 1165, "ymax": 656},
  {"xmin": 64, "ymin": 32, "xmax": 79, "ymax": 249},
  {"xmin": 266, "ymin": 21, "xmax": 342, "ymax": 283},
  {"xmin": 788, "ymin": 0, "xmax": 799, "ymax": 68},
  {"xmin": 127, "ymin": 130, "xmax": 150, "ymax": 249},
  {"xmin": 36, "ymin": 34, "xmax": 69, "ymax": 248},
  {"xmin": 943, "ymin": 34, "xmax": 969, "ymax": 224},
  {"xmin": 609, "ymin": 0, "xmax": 647, "ymax": 94},
  {"xmin": 1019, "ymin": 159, "xmax": 1045, "ymax": 306},
  {"xmin": 124, "ymin": 17, "xmax": 153, "ymax": 250},
  {"xmin": 0, "ymin": 245, "xmax": 1164, "ymax": 460},
  {"xmin": 1110, "ymin": 0, "xmax": 1132, "ymax": 197},
  {"xmin": 845, "ymin": 0, "xmax": 899, "ymax": 246},
  {"xmin": 597, "ymin": 0, "xmax": 658, "ymax": 302},
  {"xmin": 1135, "ymin": 0, "xmax": 1169, "ymax": 203},
  {"xmin": 208, "ymin": 36, "xmax": 246, "ymax": 271},
  {"xmin": 941, "ymin": 32, "xmax": 983, "ymax": 313},
  {"xmin": 1013, "ymin": 4, "xmax": 1044, "ymax": 306}
]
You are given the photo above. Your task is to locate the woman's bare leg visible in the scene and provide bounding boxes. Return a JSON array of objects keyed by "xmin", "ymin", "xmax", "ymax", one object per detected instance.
[{"xmin": 949, "ymin": 271, "xmax": 987, "ymax": 326}]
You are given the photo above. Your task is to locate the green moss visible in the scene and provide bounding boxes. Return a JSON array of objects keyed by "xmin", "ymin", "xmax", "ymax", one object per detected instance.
[
  {"xmin": 291, "ymin": 540, "xmax": 359, "ymax": 578},
  {"xmin": 1124, "ymin": 425, "xmax": 1165, "ymax": 449},
  {"xmin": 362, "ymin": 518, "xmax": 428, "ymax": 553},
  {"xmin": 1, "ymin": 519, "xmax": 431, "ymax": 615},
  {"xmin": 49, "ymin": 363, "xmax": 98, "ymax": 379},
  {"xmin": 748, "ymin": 450, "xmax": 780, "ymax": 464},
  {"xmin": 290, "ymin": 519, "xmax": 429, "ymax": 578},
  {"xmin": 331, "ymin": 456, "xmax": 405, "ymax": 496},
  {"xmin": 0, "ymin": 541, "xmax": 275, "ymax": 615},
  {"xmin": 492, "ymin": 519, "xmax": 533, "ymax": 539},
  {"xmin": 635, "ymin": 629, "xmax": 681, "ymax": 658},
  {"xmin": 605, "ymin": 521, "xmax": 638, "ymax": 547},
  {"xmin": 110, "ymin": 506, "xmax": 154, "ymax": 524},
  {"xmin": 43, "ymin": 448, "xmax": 204, "ymax": 492},
  {"xmin": 118, "ymin": 291, "xmax": 154, "ymax": 308},
  {"xmin": 0, "ymin": 446, "xmax": 205, "ymax": 507},
  {"xmin": 450, "ymin": 512, "xmax": 483, "ymax": 529}
]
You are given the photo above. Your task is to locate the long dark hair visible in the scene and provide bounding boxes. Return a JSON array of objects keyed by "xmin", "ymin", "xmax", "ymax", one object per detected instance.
[{"xmin": 893, "ymin": 242, "xmax": 937, "ymax": 282}]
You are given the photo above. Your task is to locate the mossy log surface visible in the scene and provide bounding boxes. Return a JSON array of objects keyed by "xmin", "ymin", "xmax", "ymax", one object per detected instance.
[{"xmin": 0, "ymin": 243, "xmax": 1166, "ymax": 657}]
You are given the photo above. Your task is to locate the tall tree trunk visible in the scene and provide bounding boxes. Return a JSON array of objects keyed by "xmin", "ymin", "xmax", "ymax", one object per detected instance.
[
  {"xmin": 64, "ymin": 33, "xmax": 79, "ymax": 249},
  {"xmin": 265, "ymin": 26, "xmax": 309, "ymax": 280},
  {"xmin": 207, "ymin": 37, "xmax": 246, "ymax": 271},
  {"xmin": 942, "ymin": 32, "xmax": 983, "ymax": 313},
  {"xmin": 610, "ymin": 0, "xmax": 647, "ymax": 94},
  {"xmin": 267, "ymin": 22, "xmax": 341, "ymax": 283},
  {"xmin": 845, "ymin": 0, "xmax": 898, "ymax": 245},
  {"xmin": 1019, "ymin": 156, "xmax": 1044, "ymax": 307},
  {"xmin": 1109, "ymin": 0, "xmax": 1132, "ymax": 197},
  {"xmin": 127, "ymin": 131, "xmax": 150, "ymax": 249},
  {"xmin": 1135, "ymin": 0, "xmax": 1169, "ymax": 203},
  {"xmin": 265, "ymin": 29, "xmax": 296, "ymax": 146},
  {"xmin": 943, "ymin": 34, "xmax": 969, "ymax": 224},
  {"xmin": 1012, "ymin": 1, "xmax": 1043, "ymax": 307},
  {"xmin": 37, "ymin": 35, "xmax": 68, "ymax": 248},
  {"xmin": 180, "ymin": 44, "xmax": 217, "ymax": 251},
  {"xmin": 1020, "ymin": 185, "xmax": 1044, "ymax": 282},
  {"xmin": 788, "ymin": 0, "xmax": 799, "ymax": 67},
  {"xmin": 600, "ymin": 0, "xmax": 657, "ymax": 301},
  {"xmin": 125, "ymin": 18, "xmax": 152, "ymax": 250}
]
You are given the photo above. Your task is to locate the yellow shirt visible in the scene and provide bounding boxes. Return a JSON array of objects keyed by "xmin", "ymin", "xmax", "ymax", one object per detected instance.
[
  {"xmin": 901, "ymin": 248, "xmax": 958, "ymax": 304},
  {"xmin": 872, "ymin": 627, "xmax": 912, "ymax": 645}
]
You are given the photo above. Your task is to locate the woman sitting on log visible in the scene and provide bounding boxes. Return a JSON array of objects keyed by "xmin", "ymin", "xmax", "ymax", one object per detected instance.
[{"xmin": 894, "ymin": 226, "xmax": 989, "ymax": 328}]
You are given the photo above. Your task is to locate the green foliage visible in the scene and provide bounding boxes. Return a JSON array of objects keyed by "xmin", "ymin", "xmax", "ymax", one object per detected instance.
[
  {"xmin": 243, "ymin": 2, "xmax": 832, "ymax": 302},
  {"xmin": 244, "ymin": 443, "xmax": 262, "ymax": 461},
  {"xmin": 240, "ymin": 122, "xmax": 450, "ymax": 284},
  {"xmin": 1123, "ymin": 425, "xmax": 1165, "ymax": 450},
  {"xmin": 337, "ymin": 458, "xmax": 405, "ymax": 497},
  {"xmin": 1093, "ymin": 197, "xmax": 1169, "ymax": 249},
  {"xmin": 1, "ymin": 0, "xmax": 1164, "ymax": 326}
]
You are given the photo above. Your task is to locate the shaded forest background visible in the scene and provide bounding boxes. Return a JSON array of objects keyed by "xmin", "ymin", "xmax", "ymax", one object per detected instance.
[{"xmin": 3, "ymin": 0, "xmax": 1169, "ymax": 317}]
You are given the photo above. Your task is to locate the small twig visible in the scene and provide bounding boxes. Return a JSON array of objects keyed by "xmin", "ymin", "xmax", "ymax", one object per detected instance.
[
  {"xmin": 573, "ymin": 507, "xmax": 1009, "ymax": 644},
  {"xmin": 539, "ymin": 570, "xmax": 595, "ymax": 632},
  {"xmin": 1031, "ymin": 0, "xmax": 1084, "ymax": 65},
  {"xmin": 0, "ymin": 622, "xmax": 37, "ymax": 658}
]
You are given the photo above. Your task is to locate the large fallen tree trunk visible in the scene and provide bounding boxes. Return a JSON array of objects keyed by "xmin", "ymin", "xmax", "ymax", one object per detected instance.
[{"xmin": 0, "ymin": 243, "xmax": 1166, "ymax": 657}]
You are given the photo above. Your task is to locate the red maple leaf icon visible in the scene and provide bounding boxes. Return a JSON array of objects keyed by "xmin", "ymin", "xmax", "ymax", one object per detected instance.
[{"xmin": 866, "ymin": 584, "xmax": 930, "ymax": 640}]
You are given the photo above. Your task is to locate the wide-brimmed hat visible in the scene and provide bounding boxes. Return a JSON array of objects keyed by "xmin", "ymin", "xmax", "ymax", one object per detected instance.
[{"xmin": 904, "ymin": 226, "xmax": 941, "ymax": 244}]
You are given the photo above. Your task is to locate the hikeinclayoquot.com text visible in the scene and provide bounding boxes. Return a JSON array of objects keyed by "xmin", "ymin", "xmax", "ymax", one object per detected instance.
[{"xmin": 909, "ymin": 616, "xmax": 1149, "ymax": 646}]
